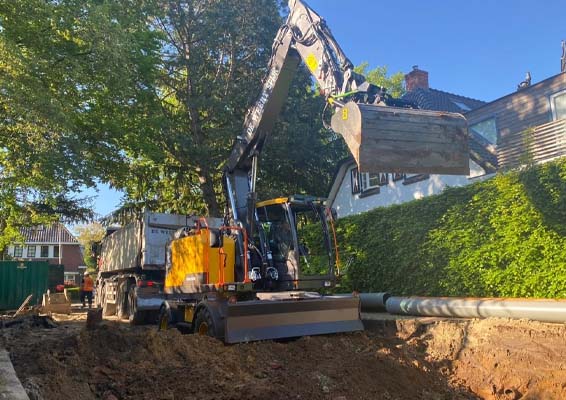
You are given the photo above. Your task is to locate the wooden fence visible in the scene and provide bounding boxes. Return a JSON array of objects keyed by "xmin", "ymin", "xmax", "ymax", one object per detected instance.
[{"xmin": 498, "ymin": 119, "xmax": 566, "ymax": 169}]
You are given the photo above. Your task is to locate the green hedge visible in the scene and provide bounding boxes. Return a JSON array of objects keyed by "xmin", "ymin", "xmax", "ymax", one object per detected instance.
[{"xmin": 336, "ymin": 159, "xmax": 566, "ymax": 298}]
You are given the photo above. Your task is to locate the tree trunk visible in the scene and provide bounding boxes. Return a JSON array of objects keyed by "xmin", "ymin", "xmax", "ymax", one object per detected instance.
[{"xmin": 198, "ymin": 167, "xmax": 221, "ymax": 217}]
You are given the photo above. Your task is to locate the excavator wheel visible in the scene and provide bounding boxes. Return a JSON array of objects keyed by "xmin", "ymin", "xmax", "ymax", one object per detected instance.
[
  {"xmin": 158, "ymin": 304, "xmax": 172, "ymax": 331},
  {"xmin": 194, "ymin": 307, "xmax": 215, "ymax": 337}
]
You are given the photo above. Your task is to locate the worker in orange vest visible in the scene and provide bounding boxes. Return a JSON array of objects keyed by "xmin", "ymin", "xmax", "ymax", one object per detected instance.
[{"xmin": 80, "ymin": 271, "xmax": 95, "ymax": 309}]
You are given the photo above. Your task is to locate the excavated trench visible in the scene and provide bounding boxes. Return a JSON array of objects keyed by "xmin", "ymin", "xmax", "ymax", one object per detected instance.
[{"xmin": 1, "ymin": 311, "xmax": 566, "ymax": 400}]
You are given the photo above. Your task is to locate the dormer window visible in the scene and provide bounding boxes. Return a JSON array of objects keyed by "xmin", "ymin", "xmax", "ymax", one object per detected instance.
[{"xmin": 470, "ymin": 117, "xmax": 498, "ymax": 144}]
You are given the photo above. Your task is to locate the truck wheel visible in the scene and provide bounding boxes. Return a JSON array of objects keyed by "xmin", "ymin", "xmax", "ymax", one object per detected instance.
[
  {"xmin": 194, "ymin": 307, "xmax": 215, "ymax": 337},
  {"xmin": 102, "ymin": 286, "xmax": 116, "ymax": 317},
  {"xmin": 128, "ymin": 286, "xmax": 145, "ymax": 325},
  {"xmin": 116, "ymin": 282, "xmax": 128, "ymax": 320},
  {"xmin": 94, "ymin": 284, "xmax": 102, "ymax": 308}
]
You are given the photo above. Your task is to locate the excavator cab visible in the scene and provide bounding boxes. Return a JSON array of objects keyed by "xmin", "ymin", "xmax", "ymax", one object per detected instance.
[{"xmin": 256, "ymin": 195, "xmax": 339, "ymax": 291}]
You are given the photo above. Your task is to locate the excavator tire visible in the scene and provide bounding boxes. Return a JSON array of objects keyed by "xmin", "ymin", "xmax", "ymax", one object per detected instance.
[
  {"xmin": 194, "ymin": 307, "xmax": 216, "ymax": 337},
  {"xmin": 158, "ymin": 304, "xmax": 172, "ymax": 331}
]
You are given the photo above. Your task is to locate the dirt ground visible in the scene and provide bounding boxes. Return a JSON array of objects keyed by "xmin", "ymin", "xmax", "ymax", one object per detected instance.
[{"xmin": 2, "ymin": 311, "xmax": 566, "ymax": 400}]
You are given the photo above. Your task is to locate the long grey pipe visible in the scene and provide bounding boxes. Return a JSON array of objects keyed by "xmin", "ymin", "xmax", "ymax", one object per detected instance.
[
  {"xmin": 386, "ymin": 296, "xmax": 566, "ymax": 324},
  {"xmin": 334, "ymin": 292, "xmax": 391, "ymax": 312},
  {"xmin": 359, "ymin": 292, "xmax": 391, "ymax": 312}
]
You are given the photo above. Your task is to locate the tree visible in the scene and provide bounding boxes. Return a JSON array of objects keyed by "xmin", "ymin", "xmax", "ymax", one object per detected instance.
[
  {"xmin": 0, "ymin": 0, "xmax": 161, "ymax": 250},
  {"xmin": 354, "ymin": 62, "xmax": 406, "ymax": 98},
  {"xmin": 114, "ymin": 0, "xmax": 283, "ymax": 217},
  {"xmin": 0, "ymin": 0, "xmax": 363, "ymax": 228},
  {"xmin": 75, "ymin": 222, "xmax": 106, "ymax": 270}
]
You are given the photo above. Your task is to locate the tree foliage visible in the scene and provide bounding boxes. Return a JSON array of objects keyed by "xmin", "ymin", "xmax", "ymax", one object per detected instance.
[
  {"xmin": 354, "ymin": 62, "xmax": 406, "ymax": 98},
  {"xmin": 75, "ymin": 222, "xmax": 106, "ymax": 269},
  {"xmin": 258, "ymin": 67, "xmax": 349, "ymax": 199},
  {"xmin": 0, "ymin": 0, "xmax": 160, "ymax": 249},
  {"xmin": 115, "ymin": 0, "xmax": 282, "ymax": 217}
]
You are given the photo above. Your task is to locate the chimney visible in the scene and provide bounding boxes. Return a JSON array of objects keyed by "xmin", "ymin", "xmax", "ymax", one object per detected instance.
[{"xmin": 405, "ymin": 65, "xmax": 429, "ymax": 91}]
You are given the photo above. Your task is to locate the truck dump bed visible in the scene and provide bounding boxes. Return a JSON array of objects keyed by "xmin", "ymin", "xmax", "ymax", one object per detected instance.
[
  {"xmin": 100, "ymin": 212, "xmax": 194, "ymax": 273},
  {"xmin": 331, "ymin": 102, "xmax": 470, "ymax": 175}
]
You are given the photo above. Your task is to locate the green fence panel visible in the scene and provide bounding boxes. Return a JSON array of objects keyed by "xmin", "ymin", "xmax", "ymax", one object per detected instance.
[{"xmin": 0, "ymin": 261, "xmax": 50, "ymax": 310}]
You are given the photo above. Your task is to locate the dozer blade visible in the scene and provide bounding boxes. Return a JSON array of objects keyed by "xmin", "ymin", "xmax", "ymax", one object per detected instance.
[
  {"xmin": 224, "ymin": 295, "xmax": 363, "ymax": 343},
  {"xmin": 331, "ymin": 101, "xmax": 470, "ymax": 175}
]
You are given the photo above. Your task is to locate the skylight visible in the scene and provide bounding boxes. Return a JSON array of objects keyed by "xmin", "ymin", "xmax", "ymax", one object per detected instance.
[{"xmin": 451, "ymin": 100, "xmax": 472, "ymax": 111}]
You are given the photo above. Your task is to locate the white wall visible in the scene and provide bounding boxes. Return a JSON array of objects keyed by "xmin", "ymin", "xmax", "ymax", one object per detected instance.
[{"xmin": 332, "ymin": 159, "xmax": 493, "ymax": 218}]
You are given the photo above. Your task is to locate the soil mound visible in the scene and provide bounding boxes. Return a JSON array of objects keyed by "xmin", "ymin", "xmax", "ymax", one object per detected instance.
[
  {"xmin": 4, "ymin": 314, "xmax": 566, "ymax": 399},
  {"xmin": 4, "ymin": 321, "xmax": 472, "ymax": 400}
]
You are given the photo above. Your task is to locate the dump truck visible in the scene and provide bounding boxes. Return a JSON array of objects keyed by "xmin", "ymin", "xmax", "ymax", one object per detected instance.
[
  {"xmin": 156, "ymin": 0, "xmax": 469, "ymax": 343},
  {"xmin": 95, "ymin": 211, "xmax": 195, "ymax": 324}
]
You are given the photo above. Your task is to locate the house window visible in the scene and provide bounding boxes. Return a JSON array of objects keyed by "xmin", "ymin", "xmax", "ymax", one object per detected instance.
[
  {"xmin": 27, "ymin": 245, "xmax": 36, "ymax": 258},
  {"xmin": 470, "ymin": 117, "xmax": 498, "ymax": 144},
  {"xmin": 350, "ymin": 167, "xmax": 361, "ymax": 194},
  {"xmin": 40, "ymin": 245, "xmax": 49, "ymax": 258},
  {"xmin": 64, "ymin": 272, "xmax": 77, "ymax": 285},
  {"xmin": 53, "ymin": 245, "xmax": 60, "ymax": 258},
  {"xmin": 361, "ymin": 173, "xmax": 380, "ymax": 191},
  {"xmin": 392, "ymin": 172, "xmax": 406, "ymax": 182},
  {"xmin": 402, "ymin": 174, "xmax": 430, "ymax": 185},
  {"xmin": 351, "ymin": 167, "xmax": 389, "ymax": 195},
  {"xmin": 13, "ymin": 245, "xmax": 23, "ymax": 258},
  {"xmin": 550, "ymin": 91, "xmax": 566, "ymax": 121}
]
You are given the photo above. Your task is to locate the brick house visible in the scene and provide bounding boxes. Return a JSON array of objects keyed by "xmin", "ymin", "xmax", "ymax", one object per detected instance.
[
  {"xmin": 6, "ymin": 223, "xmax": 86, "ymax": 285},
  {"xmin": 328, "ymin": 66, "xmax": 566, "ymax": 218}
]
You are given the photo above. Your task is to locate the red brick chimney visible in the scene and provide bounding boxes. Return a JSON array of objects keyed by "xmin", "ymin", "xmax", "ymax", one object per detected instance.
[{"xmin": 405, "ymin": 65, "xmax": 429, "ymax": 91}]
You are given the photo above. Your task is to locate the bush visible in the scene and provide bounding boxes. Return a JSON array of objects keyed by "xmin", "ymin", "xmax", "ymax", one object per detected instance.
[{"xmin": 336, "ymin": 159, "xmax": 566, "ymax": 298}]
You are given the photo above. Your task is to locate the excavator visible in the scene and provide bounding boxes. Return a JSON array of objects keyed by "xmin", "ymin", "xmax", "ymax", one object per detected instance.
[{"xmin": 158, "ymin": 0, "xmax": 469, "ymax": 343}]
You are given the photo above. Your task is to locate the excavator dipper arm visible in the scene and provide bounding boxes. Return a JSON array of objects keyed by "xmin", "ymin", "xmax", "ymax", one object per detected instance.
[{"xmin": 224, "ymin": 0, "xmax": 393, "ymax": 236}]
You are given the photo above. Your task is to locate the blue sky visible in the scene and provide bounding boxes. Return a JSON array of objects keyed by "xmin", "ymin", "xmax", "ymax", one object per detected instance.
[
  {"xmin": 88, "ymin": 0, "xmax": 566, "ymax": 217},
  {"xmin": 307, "ymin": 0, "xmax": 565, "ymax": 101}
]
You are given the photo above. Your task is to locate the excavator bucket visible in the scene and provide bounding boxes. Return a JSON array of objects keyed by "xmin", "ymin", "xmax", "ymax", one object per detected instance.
[
  {"xmin": 331, "ymin": 102, "xmax": 470, "ymax": 175},
  {"xmin": 224, "ymin": 294, "xmax": 363, "ymax": 343}
]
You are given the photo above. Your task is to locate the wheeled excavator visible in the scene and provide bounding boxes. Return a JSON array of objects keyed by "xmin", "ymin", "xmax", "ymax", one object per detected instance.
[{"xmin": 158, "ymin": 0, "xmax": 469, "ymax": 343}]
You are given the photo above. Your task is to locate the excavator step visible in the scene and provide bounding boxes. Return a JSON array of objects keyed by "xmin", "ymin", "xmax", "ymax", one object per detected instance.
[
  {"xmin": 331, "ymin": 102, "xmax": 470, "ymax": 175},
  {"xmin": 224, "ymin": 295, "xmax": 363, "ymax": 343}
]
